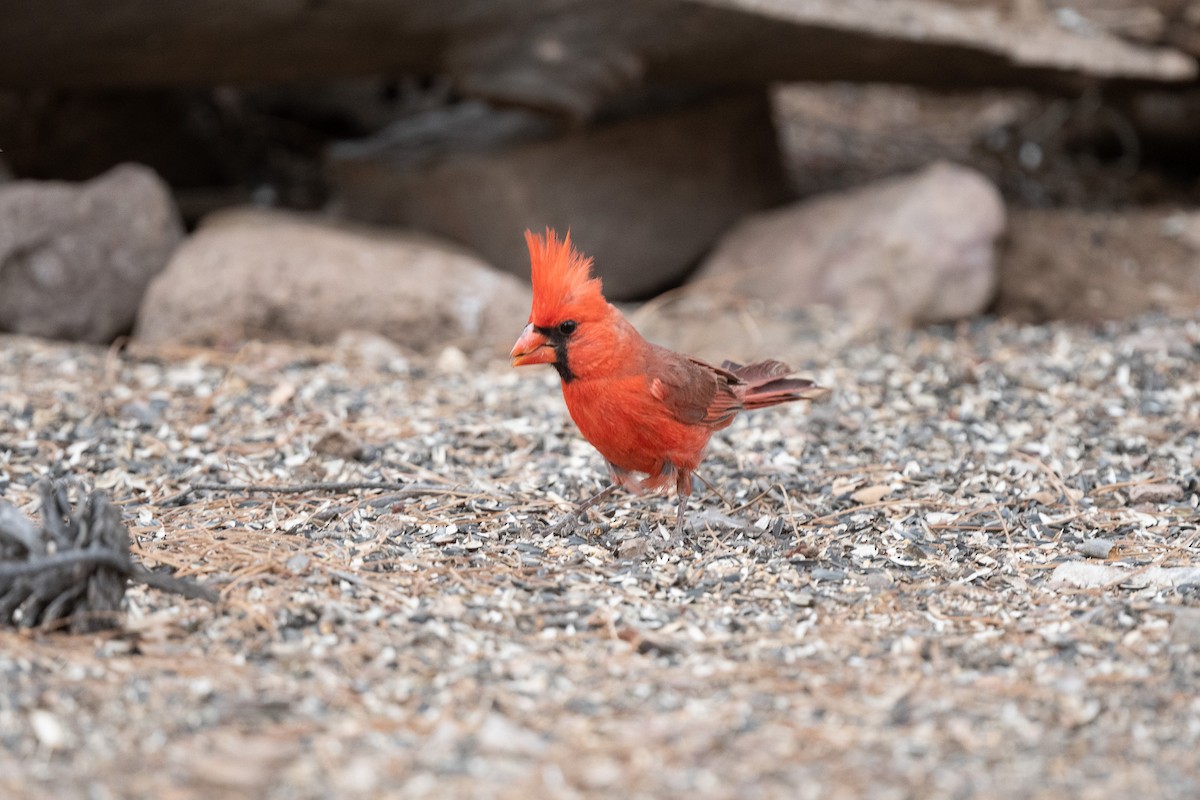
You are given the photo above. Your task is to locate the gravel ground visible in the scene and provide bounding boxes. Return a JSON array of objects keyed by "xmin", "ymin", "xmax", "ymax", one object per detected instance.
[{"xmin": 0, "ymin": 308, "xmax": 1198, "ymax": 799}]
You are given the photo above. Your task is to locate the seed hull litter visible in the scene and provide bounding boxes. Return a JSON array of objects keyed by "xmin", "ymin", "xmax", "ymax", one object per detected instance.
[{"xmin": 0, "ymin": 310, "xmax": 1198, "ymax": 798}]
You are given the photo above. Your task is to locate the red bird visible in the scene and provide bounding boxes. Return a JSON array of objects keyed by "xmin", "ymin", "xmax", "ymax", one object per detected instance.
[{"xmin": 510, "ymin": 229, "xmax": 827, "ymax": 540}]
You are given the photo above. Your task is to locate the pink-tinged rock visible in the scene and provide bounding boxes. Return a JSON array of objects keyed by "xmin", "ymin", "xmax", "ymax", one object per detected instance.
[
  {"xmin": 134, "ymin": 208, "xmax": 530, "ymax": 356},
  {"xmin": 696, "ymin": 162, "xmax": 1005, "ymax": 326}
]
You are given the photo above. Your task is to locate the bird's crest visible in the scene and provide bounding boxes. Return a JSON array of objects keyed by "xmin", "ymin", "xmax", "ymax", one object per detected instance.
[{"xmin": 525, "ymin": 229, "xmax": 605, "ymax": 322}]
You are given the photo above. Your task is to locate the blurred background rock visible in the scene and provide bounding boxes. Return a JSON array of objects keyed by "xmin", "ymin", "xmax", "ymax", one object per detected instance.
[{"xmin": 2, "ymin": 0, "xmax": 1199, "ymax": 353}]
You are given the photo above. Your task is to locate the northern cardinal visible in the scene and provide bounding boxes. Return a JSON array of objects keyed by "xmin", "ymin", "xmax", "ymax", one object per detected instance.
[{"xmin": 510, "ymin": 229, "xmax": 827, "ymax": 539}]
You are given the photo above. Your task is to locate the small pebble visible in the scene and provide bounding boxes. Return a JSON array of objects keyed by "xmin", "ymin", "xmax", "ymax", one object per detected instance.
[
  {"xmin": 286, "ymin": 553, "xmax": 312, "ymax": 572},
  {"xmin": 786, "ymin": 590, "xmax": 815, "ymax": 607},
  {"xmin": 864, "ymin": 570, "xmax": 896, "ymax": 589},
  {"xmin": 617, "ymin": 537, "xmax": 650, "ymax": 560},
  {"xmin": 29, "ymin": 710, "xmax": 70, "ymax": 750},
  {"xmin": 436, "ymin": 346, "xmax": 469, "ymax": 373},
  {"xmin": 1076, "ymin": 539, "xmax": 1114, "ymax": 559},
  {"xmin": 1127, "ymin": 483, "xmax": 1184, "ymax": 504},
  {"xmin": 811, "ymin": 568, "xmax": 847, "ymax": 582}
]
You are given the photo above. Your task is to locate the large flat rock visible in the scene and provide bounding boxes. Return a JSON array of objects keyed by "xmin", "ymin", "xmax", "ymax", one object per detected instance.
[
  {"xmin": 0, "ymin": 1, "xmax": 1192, "ymax": 117},
  {"xmin": 327, "ymin": 92, "xmax": 789, "ymax": 300}
]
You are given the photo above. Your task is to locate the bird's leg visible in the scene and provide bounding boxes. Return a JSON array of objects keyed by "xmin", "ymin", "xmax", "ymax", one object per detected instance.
[{"xmin": 672, "ymin": 468, "xmax": 695, "ymax": 545}]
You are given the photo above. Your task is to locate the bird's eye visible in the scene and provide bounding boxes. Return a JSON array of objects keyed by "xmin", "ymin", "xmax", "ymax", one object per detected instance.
[{"xmin": 558, "ymin": 320, "xmax": 578, "ymax": 335}]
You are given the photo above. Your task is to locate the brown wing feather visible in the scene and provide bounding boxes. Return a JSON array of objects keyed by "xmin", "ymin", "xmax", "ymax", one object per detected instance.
[
  {"xmin": 723, "ymin": 359, "xmax": 828, "ymax": 407},
  {"xmin": 650, "ymin": 353, "xmax": 827, "ymax": 428},
  {"xmin": 720, "ymin": 359, "xmax": 792, "ymax": 383},
  {"xmin": 647, "ymin": 346, "xmax": 745, "ymax": 428}
]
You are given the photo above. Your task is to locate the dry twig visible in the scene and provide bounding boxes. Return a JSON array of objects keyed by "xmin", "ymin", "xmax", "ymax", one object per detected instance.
[{"xmin": 0, "ymin": 480, "xmax": 216, "ymax": 632}]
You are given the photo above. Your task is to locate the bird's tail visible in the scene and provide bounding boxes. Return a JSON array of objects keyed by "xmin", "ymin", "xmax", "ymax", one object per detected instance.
[{"xmin": 723, "ymin": 360, "xmax": 830, "ymax": 409}]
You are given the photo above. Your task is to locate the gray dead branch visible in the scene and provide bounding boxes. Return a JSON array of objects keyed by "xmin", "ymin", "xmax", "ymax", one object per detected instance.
[{"xmin": 0, "ymin": 480, "xmax": 217, "ymax": 633}]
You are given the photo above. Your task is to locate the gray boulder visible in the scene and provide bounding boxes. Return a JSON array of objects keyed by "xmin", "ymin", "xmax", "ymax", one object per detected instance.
[
  {"xmin": 134, "ymin": 208, "xmax": 532, "ymax": 356},
  {"xmin": 0, "ymin": 164, "xmax": 182, "ymax": 342}
]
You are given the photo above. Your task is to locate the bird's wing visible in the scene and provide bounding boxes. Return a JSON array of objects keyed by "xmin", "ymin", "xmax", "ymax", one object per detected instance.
[
  {"xmin": 720, "ymin": 359, "xmax": 792, "ymax": 383},
  {"xmin": 647, "ymin": 347, "xmax": 744, "ymax": 428}
]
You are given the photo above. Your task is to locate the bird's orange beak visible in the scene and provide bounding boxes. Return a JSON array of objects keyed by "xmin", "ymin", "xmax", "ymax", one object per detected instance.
[{"xmin": 510, "ymin": 324, "xmax": 556, "ymax": 367}]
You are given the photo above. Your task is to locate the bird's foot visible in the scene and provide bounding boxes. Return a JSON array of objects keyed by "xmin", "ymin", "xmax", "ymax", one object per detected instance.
[
  {"xmin": 666, "ymin": 524, "xmax": 692, "ymax": 550},
  {"xmin": 544, "ymin": 512, "xmax": 582, "ymax": 537},
  {"xmin": 543, "ymin": 484, "xmax": 618, "ymax": 537}
]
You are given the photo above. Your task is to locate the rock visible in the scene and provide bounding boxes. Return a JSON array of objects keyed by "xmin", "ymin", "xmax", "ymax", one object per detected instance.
[
  {"xmin": 475, "ymin": 713, "xmax": 547, "ymax": 757},
  {"xmin": 772, "ymin": 83, "xmax": 1030, "ymax": 199},
  {"xmin": 285, "ymin": 553, "xmax": 311, "ymax": 574},
  {"xmin": 1076, "ymin": 539, "xmax": 1114, "ymax": 560},
  {"xmin": 851, "ymin": 484, "xmax": 893, "ymax": 505},
  {"xmin": 133, "ymin": 208, "xmax": 530, "ymax": 355},
  {"xmin": 29, "ymin": 710, "xmax": 72, "ymax": 750},
  {"xmin": 1170, "ymin": 607, "xmax": 1200, "ymax": 649},
  {"xmin": 864, "ymin": 571, "xmax": 896, "ymax": 590},
  {"xmin": 331, "ymin": 330, "xmax": 411, "ymax": 373},
  {"xmin": 1047, "ymin": 0, "xmax": 1200, "ymax": 57},
  {"xmin": 0, "ymin": 1, "xmax": 1191, "ymax": 118},
  {"xmin": 1050, "ymin": 562, "xmax": 1200, "ymax": 590},
  {"xmin": 616, "ymin": 536, "xmax": 651, "ymax": 560},
  {"xmin": 1127, "ymin": 483, "xmax": 1185, "ymax": 504},
  {"xmin": 0, "ymin": 164, "xmax": 182, "ymax": 342},
  {"xmin": 695, "ymin": 162, "xmax": 1004, "ymax": 327},
  {"xmin": 1172, "ymin": 209, "xmax": 1200, "ymax": 251},
  {"xmin": 327, "ymin": 92, "xmax": 789, "ymax": 300},
  {"xmin": 435, "ymin": 346, "xmax": 470, "ymax": 374},
  {"xmin": 773, "ymin": 81, "xmax": 1200, "ymax": 211},
  {"xmin": 312, "ymin": 430, "xmax": 368, "ymax": 462},
  {"xmin": 1178, "ymin": 2, "xmax": 1200, "ymax": 57},
  {"xmin": 995, "ymin": 207, "xmax": 1200, "ymax": 322}
]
